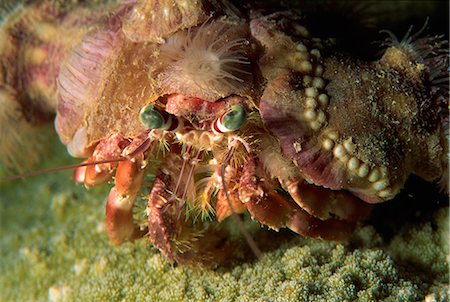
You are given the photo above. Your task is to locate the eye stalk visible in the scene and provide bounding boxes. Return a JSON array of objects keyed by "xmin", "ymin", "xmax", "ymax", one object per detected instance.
[
  {"xmin": 139, "ymin": 104, "xmax": 182, "ymax": 131},
  {"xmin": 213, "ymin": 104, "xmax": 247, "ymax": 133}
]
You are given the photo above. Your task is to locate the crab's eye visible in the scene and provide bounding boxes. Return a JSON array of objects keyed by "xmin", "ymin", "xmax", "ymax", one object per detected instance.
[
  {"xmin": 223, "ymin": 104, "xmax": 247, "ymax": 130},
  {"xmin": 214, "ymin": 104, "xmax": 247, "ymax": 133},
  {"xmin": 139, "ymin": 105, "xmax": 165, "ymax": 129},
  {"xmin": 139, "ymin": 104, "xmax": 183, "ymax": 132}
]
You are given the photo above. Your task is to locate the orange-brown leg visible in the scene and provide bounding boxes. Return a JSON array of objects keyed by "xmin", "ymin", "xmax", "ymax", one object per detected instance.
[
  {"xmin": 105, "ymin": 160, "xmax": 147, "ymax": 244},
  {"xmin": 214, "ymin": 166, "xmax": 247, "ymax": 222},
  {"xmin": 147, "ymin": 156, "xmax": 232, "ymax": 265},
  {"xmin": 239, "ymin": 156, "xmax": 358, "ymax": 240},
  {"xmin": 72, "ymin": 133, "xmax": 130, "ymax": 187}
]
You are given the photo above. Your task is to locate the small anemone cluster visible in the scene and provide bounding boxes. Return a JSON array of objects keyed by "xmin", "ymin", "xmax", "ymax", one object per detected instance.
[
  {"xmin": 381, "ymin": 22, "xmax": 449, "ymax": 112},
  {"xmin": 157, "ymin": 20, "xmax": 254, "ymax": 101},
  {"xmin": 381, "ymin": 22, "xmax": 449, "ymax": 193}
]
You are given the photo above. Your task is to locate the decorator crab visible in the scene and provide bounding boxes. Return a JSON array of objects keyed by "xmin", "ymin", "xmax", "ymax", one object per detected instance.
[{"xmin": 1, "ymin": 0, "xmax": 448, "ymax": 264}]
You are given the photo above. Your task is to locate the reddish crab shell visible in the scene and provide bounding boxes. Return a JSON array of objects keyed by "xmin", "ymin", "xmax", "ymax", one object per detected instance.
[{"xmin": 2, "ymin": 0, "xmax": 448, "ymax": 265}]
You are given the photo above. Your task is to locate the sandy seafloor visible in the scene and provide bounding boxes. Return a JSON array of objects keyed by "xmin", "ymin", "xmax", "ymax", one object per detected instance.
[
  {"xmin": 0, "ymin": 133, "xmax": 448, "ymax": 302},
  {"xmin": 1, "ymin": 1, "xmax": 449, "ymax": 301}
]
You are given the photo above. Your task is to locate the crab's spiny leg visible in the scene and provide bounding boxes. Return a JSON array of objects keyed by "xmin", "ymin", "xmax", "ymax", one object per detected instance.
[{"xmin": 220, "ymin": 146, "xmax": 262, "ymax": 259}]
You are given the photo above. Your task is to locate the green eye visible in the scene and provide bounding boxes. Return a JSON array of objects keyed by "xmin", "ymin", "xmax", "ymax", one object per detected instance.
[
  {"xmin": 139, "ymin": 105, "xmax": 164, "ymax": 129},
  {"xmin": 221, "ymin": 104, "xmax": 247, "ymax": 131}
]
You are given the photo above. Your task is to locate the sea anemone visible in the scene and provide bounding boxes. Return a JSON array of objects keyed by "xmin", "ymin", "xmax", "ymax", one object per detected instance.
[
  {"xmin": 157, "ymin": 20, "xmax": 253, "ymax": 102},
  {"xmin": 381, "ymin": 21, "xmax": 449, "ymax": 115}
]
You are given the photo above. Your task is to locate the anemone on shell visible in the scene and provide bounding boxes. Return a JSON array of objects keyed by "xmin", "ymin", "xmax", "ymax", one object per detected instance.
[{"xmin": 157, "ymin": 20, "xmax": 255, "ymax": 102}]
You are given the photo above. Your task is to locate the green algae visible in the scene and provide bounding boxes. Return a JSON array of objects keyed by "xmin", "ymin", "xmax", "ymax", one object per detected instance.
[{"xmin": 0, "ymin": 129, "xmax": 448, "ymax": 301}]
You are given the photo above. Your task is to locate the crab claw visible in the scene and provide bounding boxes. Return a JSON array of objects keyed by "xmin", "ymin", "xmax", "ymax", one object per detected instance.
[
  {"xmin": 239, "ymin": 156, "xmax": 357, "ymax": 240},
  {"xmin": 216, "ymin": 189, "xmax": 247, "ymax": 222},
  {"xmin": 105, "ymin": 159, "xmax": 146, "ymax": 244},
  {"xmin": 72, "ymin": 133, "xmax": 130, "ymax": 187},
  {"xmin": 214, "ymin": 166, "xmax": 247, "ymax": 222},
  {"xmin": 285, "ymin": 180, "xmax": 372, "ymax": 223}
]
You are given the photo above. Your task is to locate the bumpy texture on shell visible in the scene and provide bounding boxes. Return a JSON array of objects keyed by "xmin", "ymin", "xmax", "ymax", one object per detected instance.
[{"xmin": 253, "ymin": 14, "xmax": 447, "ymax": 203}]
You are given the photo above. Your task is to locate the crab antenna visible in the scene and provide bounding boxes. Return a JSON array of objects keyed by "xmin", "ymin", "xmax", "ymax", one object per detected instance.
[
  {"xmin": 0, "ymin": 158, "xmax": 126, "ymax": 182},
  {"xmin": 220, "ymin": 146, "xmax": 262, "ymax": 259}
]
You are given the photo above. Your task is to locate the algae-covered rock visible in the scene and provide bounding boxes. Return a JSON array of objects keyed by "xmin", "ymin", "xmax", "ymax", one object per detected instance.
[{"xmin": 0, "ymin": 129, "xmax": 448, "ymax": 301}]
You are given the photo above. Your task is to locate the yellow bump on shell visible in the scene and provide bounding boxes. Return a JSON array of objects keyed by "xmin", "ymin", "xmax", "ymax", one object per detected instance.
[
  {"xmin": 368, "ymin": 169, "xmax": 380, "ymax": 182},
  {"xmin": 310, "ymin": 120, "xmax": 322, "ymax": 130},
  {"xmin": 304, "ymin": 109, "xmax": 317, "ymax": 120},
  {"xmin": 312, "ymin": 77, "xmax": 326, "ymax": 89},
  {"xmin": 305, "ymin": 87, "xmax": 319, "ymax": 98},
  {"xmin": 24, "ymin": 47, "xmax": 47, "ymax": 65},
  {"xmin": 343, "ymin": 138, "xmax": 356, "ymax": 153},
  {"xmin": 314, "ymin": 65, "xmax": 324, "ymax": 77},
  {"xmin": 310, "ymin": 49, "xmax": 321, "ymax": 59},
  {"xmin": 357, "ymin": 163, "xmax": 369, "ymax": 178},
  {"xmin": 316, "ymin": 111, "xmax": 326, "ymax": 124},
  {"xmin": 378, "ymin": 189, "xmax": 392, "ymax": 198},
  {"xmin": 305, "ymin": 97, "xmax": 318, "ymax": 108},
  {"xmin": 303, "ymin": 75, "xmax": 312, "ymax": 86},
  {"xmin": 294, "ymin": 51, "xmax": 310, "ymax": 62},
  {"xmin": 333, "ymin": 144, "xmax": 346, "ymax": 158},
  {"xmin": 318, "ymin": 94, "xmax": 329, "ymax": 107},
  {"xmin": 322, "ymin": 138, "xmax": 334, "ymax": 150},
  {"xmin": 327, "ymin": 130, "xmax": 339, "ymax": 140},
  {"xmin": 33, "ymin": 23, "xmax": 59, "ymax": 43},
  {"xmin": 294, "ymin": 25, "xmax": 310, "ymax": 38},
  {"xmin": 373, "ymin": 179, "xmax": 389, "ymax": 191},
  {"xmin": 299, "ymin": 61, "xmax": 313, "ymax": 73},
  {"xmin": 347, "ymin": 157, "xmax": 360, "ymax": 171},
  {"xmin": 296, "ymin": 43, "xmax": 307, "ymax": 52}
]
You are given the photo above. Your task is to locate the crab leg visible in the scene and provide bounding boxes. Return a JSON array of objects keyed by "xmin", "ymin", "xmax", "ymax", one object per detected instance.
[
  {"xmin": 147, "ymin": 174, "xmax": 182, "ymax": 261},
  {"xmin": 72, "ymin": 133, "xmax": 130, "ymax": 187},
  {"xmin": 105, "ymin": 159, "xmax": 147, "ymax": 244},
  {"xmin": 239, "ymin": 156, "xmax": 357, "ymax": 240},
  {"xmin": 147, "ymin": 155, "xmax": 231, "ymax": 265}
]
